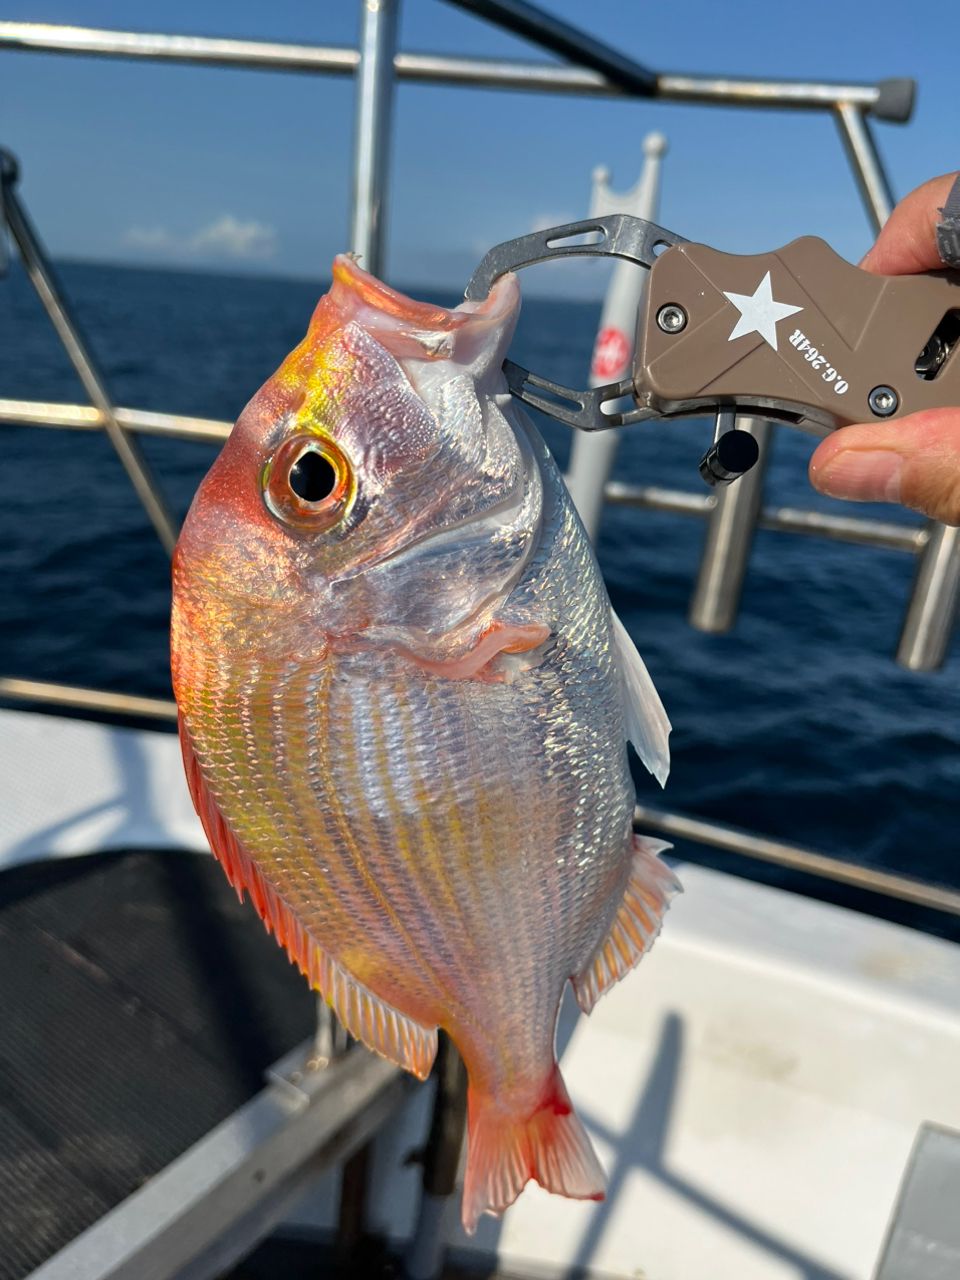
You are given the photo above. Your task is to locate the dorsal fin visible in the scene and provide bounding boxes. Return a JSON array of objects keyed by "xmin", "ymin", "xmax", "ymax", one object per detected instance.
[{"xmin": 179, "ymin": 718, "xmax": 437, "ymax": 1080}]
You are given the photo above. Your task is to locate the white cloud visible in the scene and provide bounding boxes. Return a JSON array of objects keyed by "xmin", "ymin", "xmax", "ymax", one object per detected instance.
[
  {"xmin": 123, "ymin": 214, "xmax": 277, "ymax": 262},
  {"xmin": 188, "ymin": 215, "xmax": 276, "ymax": 260}
]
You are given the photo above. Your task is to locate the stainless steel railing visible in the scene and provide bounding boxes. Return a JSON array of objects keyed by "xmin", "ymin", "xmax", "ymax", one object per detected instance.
[
  {"xmin": 0, "ymin": 394, "xmax": 933, "ymax": 560},
  {"xmin": 634, "ymin": 805, "xmax": 960, "ymax": 919},
  {"xmin": 0, "ymin": 151, "xmax": 179, "ymax": 553},
  {"xmin": 2, "ymin": 9, "xmax": 955, "ymax": 668},
  {"xmin": 3, "ymin": 674, "xmax": 958, "ymax": 919},
  {"xmin": 0, "ymin": 398, "xmax": 230, "ymax": 443},
  {"xmin": 0, "ymin": 20, "xmax": 914, "ymax": 115},
  {"xmin": 1, "ymin": 3, "xmax": 957, "ymax": 918}
]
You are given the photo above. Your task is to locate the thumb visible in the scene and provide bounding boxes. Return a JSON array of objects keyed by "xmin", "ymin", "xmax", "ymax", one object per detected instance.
[{"xmin": 809, "ymin": 410, "xmax": 960, "ymax": 526}]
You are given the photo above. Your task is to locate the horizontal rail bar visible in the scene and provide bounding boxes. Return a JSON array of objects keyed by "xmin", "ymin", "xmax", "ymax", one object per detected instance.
[
  {"xmin": 759, "ymin": 504, "xmax": 926, "ymax": 552},
  {"xmin": 606, "ymin": 480, "xmax": 927, "ymax": 553},
  {"xmin": 657, "ymin": 73, "xmax": 892, "ymax": 117},
  {"xmin": 5, "ymin": 678, "xmax": 956, "ymax": 914},
  {"xmin": 605, "ymin": 480, "xmax": 714, "ymax": 517},
  {"xmin": 0, "ymin": 678, "xmax": 177, "ymax": 720},
  {"xmin": 0, "ymin": 23, "xmax": 360, "ymax": 74},
  {"xmin": 0, "ymin": 406, "xmax": 926, "ymax": 552},
  {"xmin": 0, "ymin": 23, "xmax": 908, "ymax": 114},
  {"xmin": 635, "ymin": 804, "xmax": 960, "ymax": 918},
  {"xmin": 0, "ymin": 397, "xmax": 230, "ymax": 442}
]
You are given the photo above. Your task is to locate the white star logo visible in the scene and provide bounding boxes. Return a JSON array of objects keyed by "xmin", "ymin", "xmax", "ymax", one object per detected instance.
[{"xmin": 723, "ymin": 271, "xmax": 802, "ymax": 352}]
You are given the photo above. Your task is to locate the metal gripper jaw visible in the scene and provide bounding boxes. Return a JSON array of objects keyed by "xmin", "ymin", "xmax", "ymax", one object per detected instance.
[{"xmin": 465, "ymin": 215, "xmax": 960, "ymax": 485}]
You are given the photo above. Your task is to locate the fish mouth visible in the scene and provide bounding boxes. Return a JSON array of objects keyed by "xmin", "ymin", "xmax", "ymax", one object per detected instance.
[{"xmin": 330, "ymin": 255, "xmax": 520, "ymax": 367}]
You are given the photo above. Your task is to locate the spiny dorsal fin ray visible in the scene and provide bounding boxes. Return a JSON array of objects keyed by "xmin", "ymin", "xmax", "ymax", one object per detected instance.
[{"xmin": 179, "ymin": 717, "xmax": 437, "ymax": 1080}]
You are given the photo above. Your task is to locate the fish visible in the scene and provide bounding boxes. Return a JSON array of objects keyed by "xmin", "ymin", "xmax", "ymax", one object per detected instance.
[{"xmin": 170, "ymin": 254, "xmax": 678, "ymax": 1233}]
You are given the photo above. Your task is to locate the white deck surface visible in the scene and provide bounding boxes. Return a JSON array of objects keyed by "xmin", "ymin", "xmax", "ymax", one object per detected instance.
[
  {"xmin": 3, "ymin": 706, "xmax": 959, "ymax": 1279},
  {"xmin": 0, "ymin": 707, "xmax": 205, "ymax": 866}
]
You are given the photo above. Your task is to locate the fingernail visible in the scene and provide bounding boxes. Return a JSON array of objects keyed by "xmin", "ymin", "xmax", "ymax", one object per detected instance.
[{"xmin": 814, "ymin": 450, "xmax": 903, "ymax": 502}]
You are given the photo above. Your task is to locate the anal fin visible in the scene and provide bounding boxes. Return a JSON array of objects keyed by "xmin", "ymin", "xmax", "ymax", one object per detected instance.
[
  {"xmin": 572, "ymin": 835, "xmax": 681, "ymax": 1015},
  {"xmin": 179, "ymin": 717, "xmax": 438, "ymax": 1080}
]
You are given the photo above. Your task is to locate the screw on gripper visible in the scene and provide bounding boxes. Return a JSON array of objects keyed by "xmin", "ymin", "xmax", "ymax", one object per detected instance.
[{"xmin": 868, "ymin": 385, "xmax": 899, "ymax": 417}]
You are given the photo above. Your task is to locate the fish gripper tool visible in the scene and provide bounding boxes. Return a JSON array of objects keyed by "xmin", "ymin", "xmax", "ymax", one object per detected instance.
[{"xmin": 465, "ymin": 214, "xmax": 960, "ymax": 486}]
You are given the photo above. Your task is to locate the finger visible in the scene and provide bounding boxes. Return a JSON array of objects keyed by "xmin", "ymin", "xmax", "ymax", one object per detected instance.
[
  {"xmin": 808, "ymin": 410, "xmax": 960, "ymax": 525},
  {"xmin": 858, "ymin": 173, "xmax": 958, "ymax": 276}
]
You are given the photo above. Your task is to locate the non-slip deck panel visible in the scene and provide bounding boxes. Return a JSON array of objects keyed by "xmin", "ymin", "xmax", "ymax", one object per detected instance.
[{"xmin": 0, "ymin": 849, "xmax": 316, "ymax": 1279}]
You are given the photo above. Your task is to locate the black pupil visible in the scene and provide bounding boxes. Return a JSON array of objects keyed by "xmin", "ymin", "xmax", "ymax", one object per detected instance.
[{"xmin": 289, "ymin": 449, "xmax": 337, "ymax": 503}]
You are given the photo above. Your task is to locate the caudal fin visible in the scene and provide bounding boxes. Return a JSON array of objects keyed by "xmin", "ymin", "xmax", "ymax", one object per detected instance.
[{"xmin": 461, "ymin": 1068, "xmax": 605, "ymax": 1234}]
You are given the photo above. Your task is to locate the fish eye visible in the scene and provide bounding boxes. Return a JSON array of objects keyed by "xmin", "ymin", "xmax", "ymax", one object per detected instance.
[
  {"xmin": 289, "ymin": 449, "xmax": 337, "ymax": 502},
  {"xmin": 262, "ymin": 434, "xmax": 353, "ymax": 531}
]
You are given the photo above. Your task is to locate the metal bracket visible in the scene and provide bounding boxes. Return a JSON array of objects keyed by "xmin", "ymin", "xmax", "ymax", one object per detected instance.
[
  {"xmin": 502, "ymin": 359, "xmax": 649, "ymax": 431},
  {"xmin": 28, "ymin": 1042, "xmax": 407, "ymax": 1280},
  {"xmin": 465, "ymin": 212, "xmax": 687, "ymax": 300}
]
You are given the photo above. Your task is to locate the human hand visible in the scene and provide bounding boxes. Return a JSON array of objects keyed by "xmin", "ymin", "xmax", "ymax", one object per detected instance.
[{"xmin": 808, "ymin": 172, "xmax": 960, "ymax": 524}]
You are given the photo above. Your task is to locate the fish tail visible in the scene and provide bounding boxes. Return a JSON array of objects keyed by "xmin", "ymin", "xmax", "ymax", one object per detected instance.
[{"xmin": 461, "ymin": 1067, "xmax": 605, "ymax": 1234}]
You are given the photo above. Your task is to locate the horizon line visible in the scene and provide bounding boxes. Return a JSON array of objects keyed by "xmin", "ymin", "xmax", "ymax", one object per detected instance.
[
  {"xmin": 21, "ymin": 252, "xmax": 608, "ymax": 306},
  {"xmin": 26, "ymin": 252, "xmax": 609, "ymax": 307}
]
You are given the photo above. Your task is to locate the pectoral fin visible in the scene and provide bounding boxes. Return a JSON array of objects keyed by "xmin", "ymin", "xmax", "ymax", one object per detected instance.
[
  {"xmin": 610, "ymin": 608, "xmax": 671, "ymax": 787},
  {"xmin": 401, "ymin": 619, "xmax": 552, "ymax": 681}
]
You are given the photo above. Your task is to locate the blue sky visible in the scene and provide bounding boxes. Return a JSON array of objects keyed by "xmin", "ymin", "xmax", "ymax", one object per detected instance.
[{"xmin": 1, "ymin": 0, "xmax": 957, "ymax": 297}]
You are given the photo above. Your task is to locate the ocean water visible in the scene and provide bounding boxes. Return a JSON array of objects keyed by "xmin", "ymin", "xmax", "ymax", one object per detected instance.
[{"xmin": 1, "ymin": 260, "xmax": 958, "ymax": 931}]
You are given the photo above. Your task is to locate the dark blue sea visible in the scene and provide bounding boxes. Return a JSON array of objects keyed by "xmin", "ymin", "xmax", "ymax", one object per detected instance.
[{"xmin": 2, "ymin": 261, "xmax": 958, "ymax": 935}]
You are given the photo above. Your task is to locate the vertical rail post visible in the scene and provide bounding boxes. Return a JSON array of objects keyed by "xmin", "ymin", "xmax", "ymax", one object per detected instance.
[
  {"xmin": 326, "ymin": 8, "xmax": 401, "ymax": 1078},
  {"xmin": 689, "ymin": 416, "xmax": 772, "ymax": 631},
  {"xmin": 835, "ymin": 105, "xmax": 959, "ymax": 669},
  {"xmin": 329, "ymin": 0, "xmax": 402, "ymax": 1047},
  {"xmin": 833, "ymin": 101, "xmax": 893, "ymax": 232},
  {"xmin": 898, "ymin": 527, "xmax": 960, "ymax": 670},
  {"xmin": 566, "ymin": 132, "xmax": 667, "ymax": 540},
  {"xmin": 320, "ymin": 0, "xmax": 400, "ymax": 1054},
  {"xmin": 0, "ymin": 151, "xmax": 178, "ymax": 555},
  {"xmin": 317, "ymin": 1, "xmax": 403, "ymax": 1229},
  {"xmin": 350, "ymin": 0, "xmax": 400, "ymax": 276},
  {"xmin": 405, "ymin": 1035, "xmax": 468, "ymax": 1280}
]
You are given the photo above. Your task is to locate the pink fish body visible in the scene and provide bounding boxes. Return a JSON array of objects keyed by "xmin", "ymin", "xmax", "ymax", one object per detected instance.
[{"xmin": 171, "ymin": 257, "xmax": 678, "ymax": 1231}]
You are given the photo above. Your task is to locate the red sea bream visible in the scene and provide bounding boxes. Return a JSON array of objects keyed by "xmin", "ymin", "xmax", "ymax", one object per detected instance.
[{"xmin": 170, "ymin": 256, "xmax": 678, "ymax": 1232}]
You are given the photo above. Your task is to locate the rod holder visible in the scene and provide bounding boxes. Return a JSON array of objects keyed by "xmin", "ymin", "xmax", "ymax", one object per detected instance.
[
  {"xmin": 351, "ymin": 0, "xmax": 400, "ymax": 277},
  {"xmin": 566, "ymin": 132, "xmax": 667, "ymax": 540},
  {"xmin": 689, "ymin": 416, "xmax": 772, "ymax": 633},
  {"xmin": 897, "ymin": 523, "xmax": 960, "ymax": 670}
]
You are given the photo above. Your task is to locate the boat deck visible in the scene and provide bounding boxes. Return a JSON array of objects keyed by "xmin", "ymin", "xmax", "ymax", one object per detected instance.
[{"xmin": 0, "ymin": 848, "xmax": 316, "ymax": 1279}]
